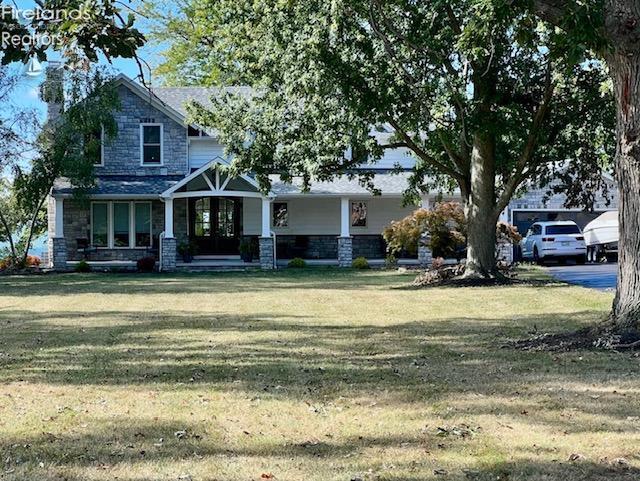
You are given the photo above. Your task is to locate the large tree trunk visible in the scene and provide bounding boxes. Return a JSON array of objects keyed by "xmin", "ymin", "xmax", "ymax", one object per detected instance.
[
  {"xmin": 603, "ymin": 1, "xmax": 640, "ymax": 332},
  {"xmin": 463, "ymin": 132, "xmax": 500, "ymax": 279},
  {"xmin": 607, "ymin": 25, "xmax": 640, "ymax": 331}
]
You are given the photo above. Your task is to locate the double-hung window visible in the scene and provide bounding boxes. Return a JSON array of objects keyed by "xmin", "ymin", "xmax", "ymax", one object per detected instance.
[
  {"xmin": 91, "ymin": 202, "xmax": 153, "ymax": 248},
  {"xmin": 113, "ymin": 202, "xmax": 131, "ymax": 247},
  {"xmin": 91, "ymin": 203, "xmax": 109, "ymax": 247},
  {"xmin": 140, "ymin": 124, "xmax": 163, "ymax": 165}
]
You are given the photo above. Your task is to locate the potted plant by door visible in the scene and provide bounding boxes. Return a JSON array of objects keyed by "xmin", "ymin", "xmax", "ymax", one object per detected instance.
[
  {"xmin": 177, "ymin": 241, "xmax": 196, "ymax": 263},
  {"xmin": 239, "ymin": 238, "xmax": 253, "ymax": 263}
]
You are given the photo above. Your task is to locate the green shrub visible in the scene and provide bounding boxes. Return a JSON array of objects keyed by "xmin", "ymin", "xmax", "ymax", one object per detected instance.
[
  {"xmin": 352, "ymin": 256, "xmax": 370, "ymax": 269},
  {"xmin": 288, "ymin": 257, "xmax": 306, "ymax": 268},
  {"xmin": 75, "ymin": 260, "xmax": 91, "ymax": 273}
]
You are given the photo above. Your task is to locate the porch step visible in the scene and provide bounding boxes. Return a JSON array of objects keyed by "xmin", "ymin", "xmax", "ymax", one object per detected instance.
[{"xmin": 176, "ymin": 258, "xmax": 260, "ymax": 272}]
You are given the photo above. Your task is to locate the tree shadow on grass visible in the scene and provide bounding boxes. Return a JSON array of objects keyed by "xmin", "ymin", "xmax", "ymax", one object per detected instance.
[
  {"xmin": 0, "ymin": 269, "xmax": 415, "ymax": 297},
  {"xmin": 2, "ymin": 421, "xmax": 638, "ymax": 481},
  {"xmin": 0, "ymin": 306, "xmax": 637, "ymax": 434}
]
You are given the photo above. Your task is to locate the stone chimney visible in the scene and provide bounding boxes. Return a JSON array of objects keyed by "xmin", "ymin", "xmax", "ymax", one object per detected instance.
[{"xmin": 42, "ymin": 61, "xmax": 64, "ymax": 122}]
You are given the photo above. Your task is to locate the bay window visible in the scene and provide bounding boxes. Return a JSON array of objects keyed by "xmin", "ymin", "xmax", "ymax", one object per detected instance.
[{"xmin": 90, "ymin": 202, "xmax": 152, "ymax": 248}]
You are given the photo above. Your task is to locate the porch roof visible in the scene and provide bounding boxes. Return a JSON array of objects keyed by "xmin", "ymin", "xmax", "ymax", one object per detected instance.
[
  {"xmin": 268, "ymin": 171, "xmax": 413, "ymax": 197},
  {"xmin": 53, "ymin": 171, "xmax": 414, "ymax": 198},
  {"xmin": 52, "ymin": 175, "xmax": 183, "ymax": 198}
]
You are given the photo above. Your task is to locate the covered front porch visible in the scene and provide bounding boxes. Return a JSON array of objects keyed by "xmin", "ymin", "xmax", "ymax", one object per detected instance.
[
  {"xmin": 48, "ymin": 160, "xmax": 434, "ymax": 271},
  {"xmin": 158, "ymin": 159, "xmax": 431, "ymax": 271}
]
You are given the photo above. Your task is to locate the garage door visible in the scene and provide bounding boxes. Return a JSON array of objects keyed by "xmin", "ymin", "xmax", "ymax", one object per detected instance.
[{"xmin": 512, "ymin": 210, "xmax": 607, "ymax": 237}]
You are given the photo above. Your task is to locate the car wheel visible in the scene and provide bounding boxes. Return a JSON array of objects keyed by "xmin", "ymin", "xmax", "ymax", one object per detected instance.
[
  {"xmin": 533, "ymin": 247, "xmax": 544, "ymax": 265},
  {"xmin": 576, "ymin": 255, "xmax": 586, "ymax": 265}
]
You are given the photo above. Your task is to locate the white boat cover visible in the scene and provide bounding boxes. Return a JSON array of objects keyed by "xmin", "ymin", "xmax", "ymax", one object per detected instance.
[{"xmin": 583, "ymin": 211, "xmax": 618, "ymax": 246}]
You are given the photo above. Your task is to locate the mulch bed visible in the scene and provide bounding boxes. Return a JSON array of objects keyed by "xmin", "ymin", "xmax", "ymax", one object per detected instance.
[{"xmin": 508, "ymin": 324, "xmax": 640, "ymax": 352}]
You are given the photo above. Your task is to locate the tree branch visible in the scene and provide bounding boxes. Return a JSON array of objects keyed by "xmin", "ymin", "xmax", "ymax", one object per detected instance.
[
  {"xmin": 495, "ymin": 65, "xmax": 555, "ymax": 215},
  {"xmin": 385, "ymin": 117, "xmax": 464, "ymax": 183},
  {"xmin": 368, "ymin": 1, "xmax": 417, "ymax": 86}
]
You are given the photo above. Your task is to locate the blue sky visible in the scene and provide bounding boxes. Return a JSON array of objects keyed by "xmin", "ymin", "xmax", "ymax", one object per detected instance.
[
  {"xmin": 4, "ymin": 1, "xmax": 162, "ymax": 255},
  {"xmin": 10, "ymin": 0, "xmax": 161, "ymax": 120}
]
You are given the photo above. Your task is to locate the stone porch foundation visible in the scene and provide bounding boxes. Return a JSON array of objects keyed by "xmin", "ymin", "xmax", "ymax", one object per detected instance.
[
  {"xmin": 337, "ymin": 236, "xmax": 353, "ymax": 268},
  {"xmin": 161, "ymin": 237, "xmax": 177, "ymax": 271},
  {"xmin": 259, "ymin": 237, "xmax": 275, "ymax": 270},
  {"xmin": 48, "ymin": 237, "xmax": 68, "ymax": 271},
  {"xmin": 418, "ymin": 234, "xmax": 432, "ymax": 268}
]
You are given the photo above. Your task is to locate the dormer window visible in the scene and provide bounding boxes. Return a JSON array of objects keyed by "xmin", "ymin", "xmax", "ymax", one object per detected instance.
[{"xmin": 140, "ymin": 123, "xmax": 163, "ymax": 165}]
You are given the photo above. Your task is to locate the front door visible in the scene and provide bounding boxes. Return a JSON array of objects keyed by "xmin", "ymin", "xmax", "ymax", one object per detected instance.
[{"xmin": 189, "ymin": 197, "xmax": 242, "ymax": 255}]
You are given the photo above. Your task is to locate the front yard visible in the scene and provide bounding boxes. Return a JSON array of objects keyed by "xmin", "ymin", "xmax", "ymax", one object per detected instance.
[{"xmin": 0, "ymin": 268, "xmax": 638, "ymax": 480}]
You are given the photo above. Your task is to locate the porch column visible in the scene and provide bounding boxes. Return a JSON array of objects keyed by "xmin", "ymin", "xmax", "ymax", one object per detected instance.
[
  {"xmin": 161, "ymin": 197, "xmax": 176, "ymax": 271},
  {"xmin": 259, "ymin": 197, "xmax": 274, "ymax": 269},
  {"xmin": 337, "ymin": 197, "xmax": 352, "ymax": 267},
  {"xmin": 418, "ymin": 195, "xmax": 432, "ymax": 268},
  {"xmin": 48, "ymin": 196, "xmax": 68, "ymax": 270},
  {"xmin": 164, "ymin": 197, "xmax": 174, "ymax": 238}
]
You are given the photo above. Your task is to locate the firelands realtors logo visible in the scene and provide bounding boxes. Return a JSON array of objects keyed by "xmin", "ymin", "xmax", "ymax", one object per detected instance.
[{"xmin": 0, "ymin": 5, "xmax": 93, "ymax": 48}]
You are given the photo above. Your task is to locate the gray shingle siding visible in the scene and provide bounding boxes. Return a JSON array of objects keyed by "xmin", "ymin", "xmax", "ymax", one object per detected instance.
[{"xmin": 97, "ymin": 85, "xmax": 187, "ymax": 176}]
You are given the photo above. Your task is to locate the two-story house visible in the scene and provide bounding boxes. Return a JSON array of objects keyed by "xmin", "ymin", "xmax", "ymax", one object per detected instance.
[{"xmin": 47, "ymin": 71, "xmax": 618, "ymax": 271}]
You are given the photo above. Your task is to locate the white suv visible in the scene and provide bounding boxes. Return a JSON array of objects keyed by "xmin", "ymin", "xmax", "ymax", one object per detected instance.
[{"xmin": 520, "ymin": 221, "xmax": 587, "ymax": 265}]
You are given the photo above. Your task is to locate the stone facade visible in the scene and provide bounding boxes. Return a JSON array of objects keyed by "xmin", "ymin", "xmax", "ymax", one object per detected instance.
[
  {"xmin": 337, "ymin": 236, "xmax": 353, "ymax": 268},
  {"xmin": 48, "ymin": 237, "xmax": 68, "ymax": 270},
  {"xmin": 418, "ymin": 244, "xmax": 433, "ymax": 269},
  {"xmin": 98, "ymin": 86, "xmax": 187, "ymax": 176},
  {"xmin": 352, "ymin": 235, "xmax": 387, "ymax": 259},
  {"xmin": 259, "ymin": 237, "xmax": 275, "ymax": 269},
  {"xmin": 161, "ymin": 237, "xmax": 177, "ymax": 271},
  {"xmin": 61, "ymin": 199, "xmax": 166, "ymax": 262},
  {"xmin": 275, "ymin": 234, "xmax": 388, "ymax": 260}
]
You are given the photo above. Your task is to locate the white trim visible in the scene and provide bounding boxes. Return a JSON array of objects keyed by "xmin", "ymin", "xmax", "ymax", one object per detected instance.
[
  {"xmin": 90, "ymin": 201, "xmax": 153, "ymax": 249},
  {"xmin": 261, "ymin": 197, "xmax": 272, "ymax": 237},
  {"xmin": 140, "ymin": 123, "xmax": 164, "ymax": 166},
  {"xmin": 340, "ymin": 197, "xmax": 350, "ymax": 237},
  {"xmin": 171, "ymin": 190, "xmax": 265, "ymax": 199},
  {"xmin": 161, "ymin": 157, "xmax": 269, "ymax": 197},
  {"xmin": 164, "ymin": 197, "xmax": 174, "ymax": 238}
]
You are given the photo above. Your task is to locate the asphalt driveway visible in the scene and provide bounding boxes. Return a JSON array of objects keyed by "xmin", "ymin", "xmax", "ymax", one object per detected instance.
[{"xmin": 546, "ymin": 263, "xmax": 618, "ymax": 290}]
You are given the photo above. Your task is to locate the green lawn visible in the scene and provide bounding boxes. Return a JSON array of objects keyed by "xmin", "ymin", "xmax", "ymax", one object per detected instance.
[{"xmin": 0, "ymin": 268, "xmax": 638, "ymax": 481}]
